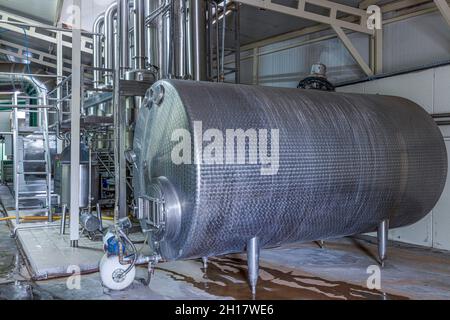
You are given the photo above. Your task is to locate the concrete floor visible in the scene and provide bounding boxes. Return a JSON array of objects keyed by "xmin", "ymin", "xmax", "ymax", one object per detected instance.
[{"xmin": 1, "ymin": 221, "xmax": 450, "ymax": 300}]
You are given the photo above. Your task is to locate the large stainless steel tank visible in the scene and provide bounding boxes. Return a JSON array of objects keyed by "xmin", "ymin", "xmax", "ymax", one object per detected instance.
[{"xmin": 133, "ymin": 80, "xmax": 447, "ymax": 261}]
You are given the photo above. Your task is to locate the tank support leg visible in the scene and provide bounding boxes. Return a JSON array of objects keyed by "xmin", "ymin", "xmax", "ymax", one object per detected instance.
[
  {"xmin": 247, "ymin": 237, "xmax": 260, "ymax": 296},
  {"xmin": 377, "ymin": 219, "xmax": 389, "ymax": 268},
  {"xmin": 60, "ymin": 204, "xmax": 67, "ymax": 235},
  {"xmin": 96, "ymin": 203, "xmax": 103, "ymax": 232},
  {"xmin": 202, "ymin": 257, "xmax": 208, "ymax": 270}
]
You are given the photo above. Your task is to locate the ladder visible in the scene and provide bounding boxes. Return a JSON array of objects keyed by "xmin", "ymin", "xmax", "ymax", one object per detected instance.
[{"xmin": 12, "ymin": 92, "xmax": 53, "ymax": 224}]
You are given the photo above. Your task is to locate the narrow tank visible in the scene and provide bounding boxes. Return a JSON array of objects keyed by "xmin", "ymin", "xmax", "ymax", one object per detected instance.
[
  {"xmin": 132, "ymin": 80, "xmax": 447, "ymax": 261},
  {"xmin": 54, "ymin": 143, "xmax": 99, "ymax": 208}
]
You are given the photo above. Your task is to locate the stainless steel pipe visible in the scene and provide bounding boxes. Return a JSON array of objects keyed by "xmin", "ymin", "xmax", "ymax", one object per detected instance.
[
  {"xmin": 119, "ymin": 0, "xmax": 131, "ymax": 74},
  {"xmin": 104, "ymin": 2, "xmax": 118, "ymax": 85},
  {"xmin": 145, "ymin": 0, "xmax": 159, "ymax": 68},
  {"xmin": 189, "ymin": 0, "xmax": 207, "ymax": 80},
  {"xmin": 133, "ymin": 0, "xmax": 147, "ymax": 70},
  {"xmin": 174, "ymin": 0, "xmax": 187, "ymax": 78},
  {"xmin": 93, "ymin": 14, "xmax": 105, "ymax": 88}
]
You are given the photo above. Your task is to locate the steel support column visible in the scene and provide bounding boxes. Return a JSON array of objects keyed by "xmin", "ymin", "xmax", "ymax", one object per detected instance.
[
  {"xmin": 70, "ymin": 0, "xmax": 82, "ymax": 247},
  {"xmin": 56, "ymin": 26, "xmax": 64, "ymax": 154},
  {"xmin": 115, "ymin": 0, "xmax": 129, "ymax": 219}
]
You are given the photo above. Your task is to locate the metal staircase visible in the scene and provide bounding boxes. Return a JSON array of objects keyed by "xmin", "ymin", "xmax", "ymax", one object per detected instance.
[{"xmin": 12, "ymin": 93, "xmax": 53, "ymax": 224}]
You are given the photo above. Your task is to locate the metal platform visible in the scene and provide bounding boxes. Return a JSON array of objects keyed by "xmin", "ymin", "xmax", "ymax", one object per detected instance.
[{"xmin": 0, "ymin": 185, "xmax": 107, "ymax": 280}]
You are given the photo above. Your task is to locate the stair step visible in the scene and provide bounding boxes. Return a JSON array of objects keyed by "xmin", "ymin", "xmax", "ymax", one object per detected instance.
[
  {"xmin": 20, "ymin": 172, "xmax": 48, "ymax": 175},
  {"xmin": 18, "ymin": 195, "xmax": 48, "ymax": 200},
  {"xmin": 21, "ymin": 160, "xmax": 46, "ymax": 163},
  {"xmin": 18, "ymin": 205, "xmax": 47, "ymax": 210},
  {"xmin": 14, "ymin": 208, "xmax": 50, "ymax": 215}
]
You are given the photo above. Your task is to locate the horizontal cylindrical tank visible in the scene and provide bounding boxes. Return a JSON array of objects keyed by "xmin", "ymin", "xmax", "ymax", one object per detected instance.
[{"xmin": 133, "ymin": 80, "xmax": 447, "ymax": 261}]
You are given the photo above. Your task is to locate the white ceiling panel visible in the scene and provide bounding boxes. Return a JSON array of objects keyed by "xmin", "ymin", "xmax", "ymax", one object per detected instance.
[{"xmin": 0, "ymin": 0, "xmax": 62, "ymax": 24}]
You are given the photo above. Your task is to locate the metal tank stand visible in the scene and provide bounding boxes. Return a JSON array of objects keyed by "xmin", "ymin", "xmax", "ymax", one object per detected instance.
[
  {"xmin": 316, "ymin": 240, "xmax": 325, "ymax": 249},
  {"xmin": 377, "ymin": 219, "xmax": 389, "ymax": 267},
  {"xmin": 60, "ymin": 204, "xmax": 67, "ymax": 235},
  {"xmin": 247, "ymin": 237, "xmax": 260, "ymax": 296},
  {"xmin": 202, "ymin": 257, "xmax": 208, "ymax": 270}
]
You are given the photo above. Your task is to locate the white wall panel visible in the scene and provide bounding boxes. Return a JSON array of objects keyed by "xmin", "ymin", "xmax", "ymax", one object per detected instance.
[
  {"xmin": 433, "ymin": 140, "xmax": 450, "ymax": 250},
  {"xmin": 434, "ymin": 65, "xmax": 450, "ymax": 114},
  {"xmin": 361, "ymin": 69, "xmax": 435, "ymax": 113}
]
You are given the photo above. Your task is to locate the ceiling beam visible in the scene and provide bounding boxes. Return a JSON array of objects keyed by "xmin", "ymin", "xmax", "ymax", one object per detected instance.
[
  {"xmin": 235, "ymin": 0, "xmax": 373, "ymax": 35},
  {"xmin": 359, "ymin": 0, "xmax": 381, "ymax": 9},
  {"xmin": 0, "ymin": 39, "xmax": 72, "ymax": 73},
  {"xmin": 0, "ymin": 9, "xmax": 93, "ymax": 55},
  {"xmin": 332, "ymin": 25, "xmax": 373, "ymax": 76},
  {"xmin": 434, "ymin": 0, "xmax": 450, "ymax": 27}
]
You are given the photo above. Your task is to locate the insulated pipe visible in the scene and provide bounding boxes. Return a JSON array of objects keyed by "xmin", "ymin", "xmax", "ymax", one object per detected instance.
[
  {"xmin": 104, "ymin": 3, "xmax": 118, "ymax": 85},
  {"xmin": 119, "ymin": 0, "xmax": 131, "ymax": 75},
  {"xmin": 174, "ymin": 0, "xmax": 187, "ymax": 78},
  {"xmin": 133, "ymin": 0, "xmax": 147, "ymax": 70},
  {"xmin": 92, "ymin": 13, "xmax": 105, "ymax": 88},
  {"xmin": 161, "ymin": 0, "xmax": 172, "ymax": 78},
  {"xmin": 145, "ymin": 0, "xmax": 159, "ymax": 68},
  {"xmin": 189, "ymin": 0, "xmax": 207, "ymax": 80}
]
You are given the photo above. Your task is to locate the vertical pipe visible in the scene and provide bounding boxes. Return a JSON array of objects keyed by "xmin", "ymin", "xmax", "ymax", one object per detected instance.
[
  {"xmin": 157, "ymin": 0, "xmax": 164, "ymax": 78},
  {"xmin": 70, "ymin": 0, "xmax": 82, "ymax": 248},
  {"xmin": 247, "ymin": 237, "xmax": 260, "ymax": 296},
  {"xmin": 120, "ymin": 0, "xmax": 131, "ymax": 75},
  {"xmin": 88, "ymin": 139, "xmax": 92, "ymax": 215},
  {"xmin": 104, "ymin": 3, "xmax": 118, "ymax": 86},
  {"xmin": 186, "ymin": 0, "xmax": 193, "ymax": 77},
  {"xmin": 377, "ymin": 219, "xmax": 389, "ymax": 267},
  {"xmin": 133, "ymin": 0, "xmax": 147, "ymax": 70},
  {"xmin": 56, "ymin": 27, "xmax": 64, "ymax": 154},
  {"xmin": 234, "ymin": 4, "xmax": 240, "ymax": 84},
  {"xmin": 145, "ymin": 0, "xmax": 159, "ymax": 68},
  {"xmin": 41, "ymin": 94, "xmax": 52, "ymax": 223},
  {"xmin": 13, "ymin": 92, "xmax": 19, "ymax": 226},
  {"xmin": 220, "ymin": 0, "xmax": 226, "ymax": 81},
  {"xmin": 162, "ymin": 0, "xmax": 172, "ymax": 78},
  {"xmin": 93, "ymin": 14, "xmax": 105, "ymax": 88},
  {"xmin": 174, "ymin": 0, "xmax": 186, "ymax": 78},
  {"xmin": 189, "ymin": 0, "xmax": 207, "ymax": 80}
]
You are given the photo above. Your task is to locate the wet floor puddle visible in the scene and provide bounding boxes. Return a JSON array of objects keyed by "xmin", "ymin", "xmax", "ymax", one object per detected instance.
[{"xmin": 157, "ymin": 257, "xmax": 407, "ymax": 300}]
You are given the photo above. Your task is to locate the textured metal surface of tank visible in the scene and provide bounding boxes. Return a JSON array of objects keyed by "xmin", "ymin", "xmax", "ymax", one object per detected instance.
[{"xmin": 133, "ymin": 80, "xmax": 447, "ymax": 261}]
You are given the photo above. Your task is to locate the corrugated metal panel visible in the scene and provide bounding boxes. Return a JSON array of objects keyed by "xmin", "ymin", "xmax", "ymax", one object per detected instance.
[
  {"xmin": 257, "ymin": 33, "xmax": 368, "ymax": 87},
  {"xmin": 382, "ymin": 12, "xmax": 450, "ymax": 74},
  {"xmin": 240, "ymin": 58, "xmax": 254, "ymax": 85},
  {"xmin": 239, "ymin": 11, "xmax": 450, "ymax": 88}
]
